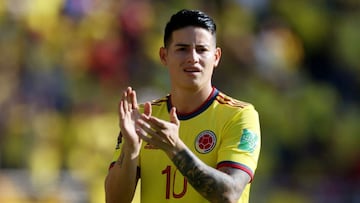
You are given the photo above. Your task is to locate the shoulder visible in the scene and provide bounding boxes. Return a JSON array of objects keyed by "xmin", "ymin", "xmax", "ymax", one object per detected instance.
[
  {"xmin": 211, "ymin": 90, "xmax": 259, "ymax": 124},
  {"xmin": 215, "ymin": 91, "xmax": 253, "ymax": 109}
]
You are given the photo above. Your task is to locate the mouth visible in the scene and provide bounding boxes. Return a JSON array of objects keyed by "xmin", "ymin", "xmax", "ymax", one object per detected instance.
[{"xmin": 184, "ymin": 67, "xmax": 201, "ymax": 73}]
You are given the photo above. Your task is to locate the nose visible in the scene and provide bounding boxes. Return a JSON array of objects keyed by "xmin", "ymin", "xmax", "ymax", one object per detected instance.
[{"xmin": 187, "ymin": 48, "xmax": 199, "ymax": 64}]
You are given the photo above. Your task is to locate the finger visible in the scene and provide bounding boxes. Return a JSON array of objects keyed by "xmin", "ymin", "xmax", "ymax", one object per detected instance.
[
  {"xmin": 119, "ymin": 100, "xmax": 124, "ymax": 117},
  {"xmin": 136, "ymin": 118, "xmax": 166, "ymax": 143},
  {"xmin": 137, "ymin": 129, "xmax": 163, "ymax": 149},
  {"xmin": 139, "ymin": 115, "xmax": 166, "ymax": 132},
  {"xmin": 136, "ymin": 128, "xmax": 150, "ymax": 140},
  {"xmin": 126, "ymin": 88, "xmax": 133, "ymax": 110},
  {"xmin": 123, "ymin": 90, "xmax": 129, "ymax": 112},
  {"xmin": 169, "ymin": 107, "xmax": 179, "ymax": 125},
  {"xmin": 143, "ymin": 102, "xmax": 152, "ymax": 117},
  {"xmin": 138, "ymin": 132, "xmax": 153, "ymax": 145},
  {"xmin": 131, "ymin": 90, "xmax": 138, "ymax": 110},
  {"xmin": 126, "ymin": 86, "xmax": 132, "ymax": 93},
  {"xmin": 136, "ymin": 118, "xmax": 156, "ymax": 136},
  {"xmin": 119, "ymin": 101, "xmax": 128, "ymax": 129},
  {"xmin": 136, "ymin": 127, "xmax": 156, "ymax": 144},
  {"xmin": 135, "ymin": 125, "xmax": 147, "ymax": 137},
  {"xmin": 118, "ymin": 99, "xmax": 122, "ymax": 115}
]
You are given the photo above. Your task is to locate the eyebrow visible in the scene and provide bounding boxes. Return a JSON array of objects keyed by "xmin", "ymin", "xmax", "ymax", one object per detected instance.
[
  {"xmin": 174, "ymin": 43, "xmax": 190, "ymax": 47},
  {"xmin": 174, "ymin": 43, "xmax": 210, "ymax": 48}
]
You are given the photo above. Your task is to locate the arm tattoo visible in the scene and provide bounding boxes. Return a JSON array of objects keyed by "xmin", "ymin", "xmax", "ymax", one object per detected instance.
[{"xmin": 172, "ymin": 150, "xmax": 228, "ymax": 201}]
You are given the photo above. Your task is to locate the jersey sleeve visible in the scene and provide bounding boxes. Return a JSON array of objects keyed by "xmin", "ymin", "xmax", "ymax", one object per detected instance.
[{"xmin": 216, "ymin": 104, "xmax": 261, "ymax": 181}]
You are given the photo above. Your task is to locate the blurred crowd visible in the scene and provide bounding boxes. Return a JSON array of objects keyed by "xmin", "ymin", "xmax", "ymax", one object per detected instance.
[{"xmin": 0, "ymin": 0, "xmax": 359, "ymax": 202}]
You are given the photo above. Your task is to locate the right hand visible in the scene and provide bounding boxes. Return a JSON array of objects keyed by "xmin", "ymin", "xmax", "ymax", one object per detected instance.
[{"xmin": 118, "ymin": 87, "xmax": 151, "ymax": 151}]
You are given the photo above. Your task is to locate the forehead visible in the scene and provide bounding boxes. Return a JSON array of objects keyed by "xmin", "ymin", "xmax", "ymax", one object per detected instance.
[{"xmin": 170, "ymin": 26, "xmax": 215, "ymax": 46}]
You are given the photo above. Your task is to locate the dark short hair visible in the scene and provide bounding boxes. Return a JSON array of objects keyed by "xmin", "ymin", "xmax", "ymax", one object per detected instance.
[{"xmin": 163, "ymin": 9, "xmax": 217, "ymax": 47}]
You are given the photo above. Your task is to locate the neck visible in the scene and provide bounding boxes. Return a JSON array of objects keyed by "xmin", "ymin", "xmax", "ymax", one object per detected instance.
[{"xmin": 170, "ymin": 86, "xmax": 214, "ymax": 114}]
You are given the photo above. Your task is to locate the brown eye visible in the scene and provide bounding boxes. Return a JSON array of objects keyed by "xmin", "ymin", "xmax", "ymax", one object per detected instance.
[
  {"xmin": 196, "ymin": 47, "xmax": 208, "ymax": 53},
  {"xmin": 176, "ymin": 47, "xmax": 187, "ymax": 52}
]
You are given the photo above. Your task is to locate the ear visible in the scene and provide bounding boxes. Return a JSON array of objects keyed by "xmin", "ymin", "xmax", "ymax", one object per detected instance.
[
  {"xmin": 159, "ymin": 47, "xmax": 168, "ymax": 66},
  {"xmin": 214, "ymin": 47, "xmax": 222, "ymax": 68}
]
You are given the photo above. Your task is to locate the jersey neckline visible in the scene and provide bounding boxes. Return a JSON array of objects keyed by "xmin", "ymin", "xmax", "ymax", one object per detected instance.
[{"xmin": 166, "ymin": 87, "xmax": 219, "ymax": 120}]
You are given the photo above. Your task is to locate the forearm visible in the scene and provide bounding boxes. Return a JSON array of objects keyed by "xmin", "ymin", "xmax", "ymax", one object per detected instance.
[
  {"xmin": 171, "ymin": 148, "xmax": 241, "ymax": 203},
  {"xmin": 105, "ymin": 147, "xmax": 139, "ymax": 203}
]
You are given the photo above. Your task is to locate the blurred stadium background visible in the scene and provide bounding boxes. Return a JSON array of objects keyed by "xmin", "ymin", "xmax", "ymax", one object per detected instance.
[{"xmin": 0, "ymin": 0, "xmax": 359, "ymax": 202}]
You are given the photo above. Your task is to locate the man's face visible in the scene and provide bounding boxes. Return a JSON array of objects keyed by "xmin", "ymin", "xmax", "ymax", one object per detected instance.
[{"xmin": 160, "ymin": 26, "xmax": 221, "ymax": 90}]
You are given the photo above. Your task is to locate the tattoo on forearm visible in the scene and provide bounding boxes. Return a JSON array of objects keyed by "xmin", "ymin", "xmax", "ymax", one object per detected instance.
[{"xmin": 172, "ymin": 150, "xmax": 227, "ymax": 201}]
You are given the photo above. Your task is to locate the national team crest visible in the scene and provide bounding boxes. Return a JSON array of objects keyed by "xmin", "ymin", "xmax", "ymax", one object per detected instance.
[{"xmin": 195, "ymin": 130, "xmax": 217, "ymax": 154}]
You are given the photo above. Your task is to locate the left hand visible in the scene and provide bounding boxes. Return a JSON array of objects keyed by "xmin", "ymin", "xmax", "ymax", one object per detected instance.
[{"xmin": 136, "ymin": 107, "xmax": 184, "ymax": 157}]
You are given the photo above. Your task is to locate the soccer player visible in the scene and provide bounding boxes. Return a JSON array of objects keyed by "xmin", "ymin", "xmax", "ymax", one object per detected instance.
[{"xmin": 105, "ymin": 9, "xmax": 261, "ymax": 203}]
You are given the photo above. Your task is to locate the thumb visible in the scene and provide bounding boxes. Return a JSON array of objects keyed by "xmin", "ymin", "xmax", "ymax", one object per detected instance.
[
  {"xmin": 143, "ymin": 102, "xmax": 152, "ymax": 117},
  {"xmin": 170, "ymin": 107, "xmax": 179, "ymax": 125}
]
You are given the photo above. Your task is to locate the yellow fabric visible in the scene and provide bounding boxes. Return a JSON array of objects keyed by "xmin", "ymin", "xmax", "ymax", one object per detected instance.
[{"xmin": 111, "ymin": 88, "xmax": 261, "ymax": 203}]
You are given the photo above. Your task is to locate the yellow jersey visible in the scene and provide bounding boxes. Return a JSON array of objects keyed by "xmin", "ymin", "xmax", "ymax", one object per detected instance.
[{"xmin": 110, "ymin": 87, "xmax": 261, "ymax": 203}]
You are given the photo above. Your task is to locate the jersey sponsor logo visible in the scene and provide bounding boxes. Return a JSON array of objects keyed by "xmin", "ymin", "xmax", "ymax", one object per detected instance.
[
  {"xmin": 195, "ymin": 130, "xmax": 217, "ymax": 154},
  {"xmin": 238, "ymin": 129, "xmax": 258, "ymax": 153}
]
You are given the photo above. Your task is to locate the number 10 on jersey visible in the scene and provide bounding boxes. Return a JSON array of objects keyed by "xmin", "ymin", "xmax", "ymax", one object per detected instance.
[{"xmin": 162, "ymin": 165, "xmax": 188, "ymax": 199}]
